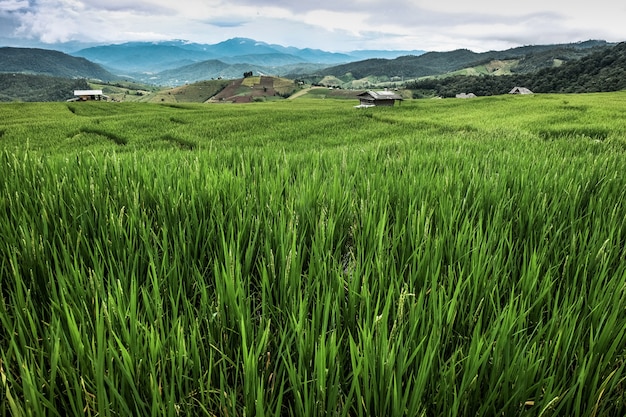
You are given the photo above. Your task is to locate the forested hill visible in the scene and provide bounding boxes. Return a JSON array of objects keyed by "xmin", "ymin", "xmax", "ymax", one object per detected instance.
[
  {"xmin": 0, "ymin": 47, "xmax": 117, "ymax": 81},
  {"xmin": 316, "ymin": 40, "xmax": 612, "ymax": 79},
  {"xmin": 406, "ymin": 42, "xmax": 626, "ymax": 97},
  {"xmin": 0, "ymin": 74, "xmax": 90, "ymax": 102},
  {"xmin": 320, "ymin": 49, "xmax": 479, "ymax": 79}
]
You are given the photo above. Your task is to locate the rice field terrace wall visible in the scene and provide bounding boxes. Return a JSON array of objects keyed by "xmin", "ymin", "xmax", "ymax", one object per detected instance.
[{"xmin": 1, "ymin": 93, "xmax": 626, "ymax": 416}]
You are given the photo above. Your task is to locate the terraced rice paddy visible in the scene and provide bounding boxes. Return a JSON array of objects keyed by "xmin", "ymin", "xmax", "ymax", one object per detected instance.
[{"xmin": 1, "ymin": 93, "xmax": 625, "ymax": 416}]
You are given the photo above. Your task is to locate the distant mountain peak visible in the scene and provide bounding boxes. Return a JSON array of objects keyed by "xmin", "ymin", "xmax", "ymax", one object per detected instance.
[{"xmin": 62, "ymin": 37, "xmax": 427, "ymax": 84}]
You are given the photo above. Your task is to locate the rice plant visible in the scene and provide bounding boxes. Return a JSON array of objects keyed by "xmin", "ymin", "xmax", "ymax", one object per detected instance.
[{"xmin": 1, "ymin": 94, "xmax": 625, "ymax": 416}]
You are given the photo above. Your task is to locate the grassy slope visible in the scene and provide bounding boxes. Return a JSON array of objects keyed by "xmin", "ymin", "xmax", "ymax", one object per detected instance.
[
  {"xmin": 1, "ymin": 94, "xmax": 626, "ymax": 416},
  {"xmin": 143, "ymin": 80, "xmax": 231, "ymax": 103}
]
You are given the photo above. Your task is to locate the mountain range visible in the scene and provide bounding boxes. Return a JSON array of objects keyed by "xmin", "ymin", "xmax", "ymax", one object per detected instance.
[
  {"xmin": 312, "ymin": 40, "xmax": 613, "ymax": 80},
  {"xmin": 0, "ymin": 37, "xmax": 623, "ymax": 101},
  {"xmin": 71, "ymin": 38, "xmax": 425, "ymax": 77},
  {"xmin": 406, "ymin": 41, "xmax": 626, "ymax": 97},
  {"xmin": 71, "ymin": 38, "xmax": 615, "ymax": 86}
]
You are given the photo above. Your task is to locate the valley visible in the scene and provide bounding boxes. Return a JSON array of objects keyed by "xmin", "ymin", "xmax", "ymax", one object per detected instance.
[{"xmin": 1, "ymin": 38, "xmax": 623, "ymax": 103}]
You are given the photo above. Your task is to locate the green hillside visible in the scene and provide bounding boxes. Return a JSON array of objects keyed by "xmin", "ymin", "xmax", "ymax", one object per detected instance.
[
  {"xmin": 95, "ymin": 76, "xmax": 298, "ymax": 103},
  {"xmin": 143, "ymin": 79, "xmax": 230, "ymax": 103},
  {"xmin": 307, "ymin": 41, "xmax": 613, "ymax": 86},
  {"xmin": 208, "ymin": 76, "xmax": 298, "ymax": 102},
  {"xmin": 407, "ymin": 41, "xmax": 626, "ymax": 97},
  {"xmin": 0, "ymin": 47, "xmax": 118, "ymax": 81},
  {"xmin": 0, "ymin": 74, "xmax": 90, "ymax": 102},
  {"xmin": 139, "ymin": 60, "xmax": 324, "ymax": 86}
]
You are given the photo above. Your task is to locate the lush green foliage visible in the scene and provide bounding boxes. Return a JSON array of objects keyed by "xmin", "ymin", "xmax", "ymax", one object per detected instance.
[
  {"xmin": 407, "ymin": 42, "xmax": 626, "ymax": 97},
  {"xmin": 0, "ymin": 74, "xmax": 90, "ymax": 102},
  {"xmin": 314, "ymin": 41, "xmax": 611, "ymax": 81},
  {"xmin": 1, "ymin": 94, "xmax": 626, "ymax": 416}
]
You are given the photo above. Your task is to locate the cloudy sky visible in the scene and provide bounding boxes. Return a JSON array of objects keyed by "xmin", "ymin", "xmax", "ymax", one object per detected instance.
[{"xmin": 1, "ymin": 0, "xmax": 625, "ymax": 52}]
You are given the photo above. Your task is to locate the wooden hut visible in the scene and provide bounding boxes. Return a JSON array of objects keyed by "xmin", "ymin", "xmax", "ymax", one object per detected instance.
[
  {"xmin": 69, "ymin": 90, "xmax": 109, "ymax": 101},
  {"xmin": 355, "ymin": 90, "xmax": 403, "ymax": 107}
]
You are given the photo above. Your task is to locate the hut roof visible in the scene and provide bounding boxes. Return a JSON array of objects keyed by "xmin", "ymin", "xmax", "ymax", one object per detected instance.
[
  {"xmin": 358, "ymin": 90, "xmax": 404, "ymax": 101},
  {"xmin": 509, "ymin": 87, "xmax": 533, "ymax": 95},
  {"xmin": 74, "ymin": 90, "xmax": 103, "ymax": 96},
  {"xmin": 456, "ymin": 92, "xmax": 477, "ymax": 98}
]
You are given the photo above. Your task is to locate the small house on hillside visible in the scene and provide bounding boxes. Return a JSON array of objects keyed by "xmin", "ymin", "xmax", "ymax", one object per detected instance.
[
  {"xmin": 356, "ymin": 90, "xmax": 403, "ymax": 108},
  {"xmin": 68, "ymin": 90, "xmax": 109, "ymax": 102},
  {"xmin": 509, "ymin": 87, "xmax": 533, "ymax": 95}
]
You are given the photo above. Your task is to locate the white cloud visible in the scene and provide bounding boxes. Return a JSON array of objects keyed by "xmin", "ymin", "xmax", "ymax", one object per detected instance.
[
  {"xmin": 0, "ymin": 0, "xmax": 29, "ymax": 12},
  {"xmin": 14, "ymin": 0, "xmax": 84, "ymax": 43},
  {"xmin": 301, "ymin": 10, "xmax": 369, "ymax": 36},
  {"xmin": 1, "ymin": 0, "xmax": 625, "ymax": 50}
]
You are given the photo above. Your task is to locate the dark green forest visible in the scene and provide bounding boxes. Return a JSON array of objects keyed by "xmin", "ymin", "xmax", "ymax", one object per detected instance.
[
  {"xmin": 316, "ymin": 40, "xmax": 611, "ymax": 80},
  {"xmin": 0, "ymin": 74, "xmax": 89, "ymax": 102},
  {"xmin": 0, "ymin": 47, "xmax": 117, "ymax": 81},
  {"xmin": 406, "ymin": 42, "xmax": 626, "ymax": 97}
]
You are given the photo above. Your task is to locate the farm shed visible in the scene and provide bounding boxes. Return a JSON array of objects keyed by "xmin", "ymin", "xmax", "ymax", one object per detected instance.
[
  {"xmin": 456, "ymin": 93, "xmax": 477, "ymax": 98},
  {"xmin": 355, "ymin": 90, "xmax": 403, "ymax": 107},
  {"xmin": 509, "ymin": 87, "xmax": 533, "ymax": 95},
  {"xmin": 68, "ymin": 90, "xmax": 109, "ymax": 101}
]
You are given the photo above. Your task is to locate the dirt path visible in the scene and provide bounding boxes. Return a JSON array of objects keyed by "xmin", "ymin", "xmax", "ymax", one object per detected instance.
[{"xmin": 287, "ymin": 87, "xmax": 313, "ymax": 100}]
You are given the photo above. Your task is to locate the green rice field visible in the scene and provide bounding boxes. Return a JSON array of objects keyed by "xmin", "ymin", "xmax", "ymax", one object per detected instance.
[{"xmin": 1, "ymin": 93, "xmax": 626, "ymax": 416}]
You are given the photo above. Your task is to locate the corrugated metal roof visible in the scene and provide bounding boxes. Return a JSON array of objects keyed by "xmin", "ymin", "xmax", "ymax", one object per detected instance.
[
  {"xmin": 357, "ymin": 90, "xmax": 403, "ymax": 100},
  {"xmin": 509, "ymin": 87, "xmax": 533, "ymax": 94},
  {"xmin": 74, "ymin": 90, "xmax": 103, "ymax": 96}
]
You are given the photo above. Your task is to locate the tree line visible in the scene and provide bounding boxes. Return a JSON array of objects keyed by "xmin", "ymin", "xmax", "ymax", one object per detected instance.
[
  {"xmin": 0, "ymin": 74, "xmax": 90, "ymax": 102},
  {"xmin": 406, "ymin": 42, "xmax": 626, "ymax": 97}
]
